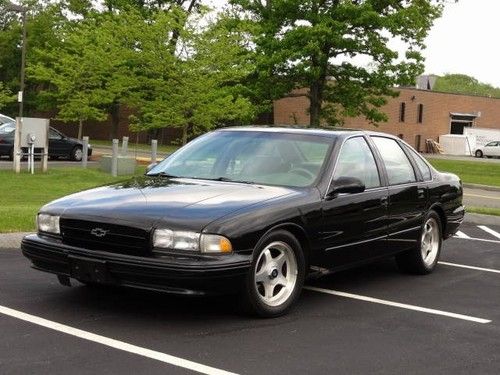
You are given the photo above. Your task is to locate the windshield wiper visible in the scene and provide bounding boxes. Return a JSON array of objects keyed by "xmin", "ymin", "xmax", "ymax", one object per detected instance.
[
  {"xmin": 199, "ymin": 176, "xmax": 255, "ymax": 184},
  {"xmin": 147, "ymin": 172, "xmax": 179, "ymax": 178}
]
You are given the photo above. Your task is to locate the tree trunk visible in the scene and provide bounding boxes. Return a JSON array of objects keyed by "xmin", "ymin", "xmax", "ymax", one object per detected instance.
[
  {"xmin": 110, "ymin": 102, "xmax": 120, "ymax": 140},
  {"xmin": 77, "ymin": 119, "xmax": 83, "ymax": 140},
  {"xmin": 182, "ymin": 124, "xmax": 188, "ymax": 146},
  {"xmin": 309, "ymin": 82, "xmax": 322, "ymax": 128}
]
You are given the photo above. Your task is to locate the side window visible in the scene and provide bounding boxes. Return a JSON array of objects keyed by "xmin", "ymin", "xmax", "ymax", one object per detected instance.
[
  {"xmin": 49, "ymin": 129, "xmax": 61, "ymax": 140},
  {"xmin": 405, "ymin": 146, "xmax": 432, "ymax": 181},
  {"xmin": 372, "ymin": 137, "xmax": 416, "ymax": 185},
  {"xmin": 333, "ymin": 137, "xmax": 381, "ymax": 189}
]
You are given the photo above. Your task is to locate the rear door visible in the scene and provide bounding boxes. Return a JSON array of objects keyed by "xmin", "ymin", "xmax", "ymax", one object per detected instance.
[
  {"xmin": 320, "ymin": 136, "xmax": 389, "ymax": 267},
  {"xmin": 370, "ymin": 136, "xmax": 426, "ymax": 253}
]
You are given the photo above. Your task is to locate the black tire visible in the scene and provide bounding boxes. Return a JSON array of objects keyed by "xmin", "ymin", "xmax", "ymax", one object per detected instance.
[
  {"xmin": 395, "ymin": 211, "xmax": 442, "ymax": 275},
  {"xmin": 70, "ymin": 146, "xmax": 83, "ymax": 161},
  {"xmin": 239, "ymin": 230, "xmax": 306, "ymax": 318},
  {"xmin": 8, "ymin": 147, "xmax": 14, "ymax": 161},
  {"xmin": 475, "ymin": 150, "xmax": 483, "ymax": 158}
]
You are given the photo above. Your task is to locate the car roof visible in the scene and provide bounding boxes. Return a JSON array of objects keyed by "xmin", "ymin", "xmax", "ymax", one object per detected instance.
[{"xmin": 218, "ymin": 125, "xmax": 398, "ymax": 140}]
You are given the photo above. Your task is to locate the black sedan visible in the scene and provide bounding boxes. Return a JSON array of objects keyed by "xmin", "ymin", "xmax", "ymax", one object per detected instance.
[
  {"xmin": 0, "ymin": 117, "xmax": 92, "ymax": 161},
  {"xmin": 22, "ymin": 128, "xmax": 464, "ymax": 317}
]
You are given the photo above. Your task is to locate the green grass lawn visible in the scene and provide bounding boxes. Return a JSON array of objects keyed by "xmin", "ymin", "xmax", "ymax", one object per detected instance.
[
  {"xmin": 0, "ymin": 168, "xmax": 144, "ymax": 233},
  {"xmin": 427, "ymin": 158, "xmax": 500, "ymax": 187},
  {"xmin": 91, "ymin": 139, "xmax": 179, "ymax": 154}
]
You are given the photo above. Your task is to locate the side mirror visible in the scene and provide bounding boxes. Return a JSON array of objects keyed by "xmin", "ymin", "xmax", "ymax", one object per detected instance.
[
  {"xmin": 326, "ymin": 177, "xmax": 365, "ymax": 200},
  {"xmin": 146, "ymin": 162, "xmax": 158, "ymax": 172}
]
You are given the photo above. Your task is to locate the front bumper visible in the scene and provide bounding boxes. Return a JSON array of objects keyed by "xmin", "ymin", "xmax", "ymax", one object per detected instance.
[{"xmin": 21, "ymin": 234, "xmax": 252, "ymax": 295}]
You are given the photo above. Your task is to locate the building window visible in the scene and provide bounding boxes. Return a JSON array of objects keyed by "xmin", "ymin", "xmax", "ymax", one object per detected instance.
[
  {"xmin": 417, "ymin": 104, "xmax": 424, "ymax": 123},
  {"xmin": 399, "ymin": 102, "xmax": 406, "ymax": 122}
]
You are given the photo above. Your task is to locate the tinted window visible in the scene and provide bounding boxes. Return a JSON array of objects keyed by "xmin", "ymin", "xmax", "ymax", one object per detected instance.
[
  {"xmin": 485, "ymin": 142, "xmax": 498, "ymax": 147},
  {"xmin": 405, "ymin": 146, "xmax": 432, "ymax": 181},
  {"xmin": 149, "ymin": 131, "xmax": 332, "ymax": 188},
  {"xmin": 49, "ymin": 128, "xmax": 61, "ymax": 139},
  {"xmin": 372, "ymin": 137, "xmax": 416, "ymax": 185},
  {"xmin": 333, "ymin": 137, "xmax": 380, "ymax": 189}
]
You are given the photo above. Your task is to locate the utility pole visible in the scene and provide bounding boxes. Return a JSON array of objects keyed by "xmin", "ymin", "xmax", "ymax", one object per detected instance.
[{"xmin": 5, "ymin": 2, "xmax": 28, "ymax": 118}]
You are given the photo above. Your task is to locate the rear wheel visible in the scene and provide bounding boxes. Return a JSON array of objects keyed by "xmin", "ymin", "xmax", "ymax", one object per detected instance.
[
  {"xmin": 396, "ymin": 211, "xmax": 442, "ymax": 275},
  {"xmin": 240, "ymin": 230, "xmax": 305, "ymax": 317},
  {"xmin": 8, "ymin": 147, "xmax": 13, "ymax": 161},
  {"xmin": 70, "ymin": 146, "xmax": 83, "ymax": 161},
  {"xmin": 475, "ymin": 150, "xmax": 483, "ymax": 158}
]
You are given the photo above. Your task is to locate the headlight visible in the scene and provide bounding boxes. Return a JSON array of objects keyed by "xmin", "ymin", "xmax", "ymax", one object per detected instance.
[
  {"xmin": 37, "ymin": 214, "xmax": 60, "ymax": 234},
  {"xmin": 153, "ymin": 229, "xmax": 232, "ymax": 253}
]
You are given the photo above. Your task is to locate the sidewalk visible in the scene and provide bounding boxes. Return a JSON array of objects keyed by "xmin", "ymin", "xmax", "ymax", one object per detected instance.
[{"xmin": 0, "ymin": 232, "xmax": 32, "ymax": 249}]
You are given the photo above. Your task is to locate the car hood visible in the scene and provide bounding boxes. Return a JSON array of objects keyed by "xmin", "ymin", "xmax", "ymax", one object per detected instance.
[{"xmin": 43, "ymin": 176, "xmax": 297, "ymax": 232}]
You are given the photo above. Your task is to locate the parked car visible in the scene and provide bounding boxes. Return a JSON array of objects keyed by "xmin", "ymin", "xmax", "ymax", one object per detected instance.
[
  {"xmin": 22, "ymin": 128, "xmax": 464, "ymax": 317},
  {"xmin": 0, "ymin": 114, "xmax": 92, "ymax": 161},
  {"xmin": 475, "ymin": 141, "xmax": 500, "ymax": 158}
]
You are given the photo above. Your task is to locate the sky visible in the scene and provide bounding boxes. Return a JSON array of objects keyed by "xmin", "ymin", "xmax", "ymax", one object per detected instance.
[
  {"xmin": 423, "ymin": 0, "xmax": 500, "ymax": 87},
  {"xmin": 209, "ymin": 0, "xmax": 500, "ymax": 88}
]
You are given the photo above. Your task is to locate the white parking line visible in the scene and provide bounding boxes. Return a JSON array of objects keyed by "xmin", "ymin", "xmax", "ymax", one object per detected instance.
[
  {"xmin": 0, "ymin": 305, "xmax": 237, "ymax": 375},
  {"xmin": 304, "ymin": 286, "xmax": 491, "ymax": 324},
  {"xmin": 439, "ymin": 261, "xmax": 500, "ymax": 275},
  {"xmin": 455, "ymin": 231, "xmax": 471, "ymax": 239},
  {"xmin": 478, "ymin": 225, "xmax": 500, "ymax": 240},
  {"xmin": 452, "ymin": 235, "xmax": 500, "ymax": 244}
]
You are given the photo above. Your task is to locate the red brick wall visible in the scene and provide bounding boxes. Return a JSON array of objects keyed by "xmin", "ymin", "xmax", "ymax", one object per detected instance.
[{"xmin": 274, "ymin": 88, "xmax": 500, "ymax": 150}]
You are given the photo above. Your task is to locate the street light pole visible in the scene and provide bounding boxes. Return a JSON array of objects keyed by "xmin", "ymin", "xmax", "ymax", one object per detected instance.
[{"xmin": 4, "ymin": 1, "xmax": 28, "ymax": 118}]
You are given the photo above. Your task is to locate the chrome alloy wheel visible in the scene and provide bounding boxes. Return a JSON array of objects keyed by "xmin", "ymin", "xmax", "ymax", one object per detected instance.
[
  {"xmin": 254, "ymin": 241, "xmax": 298, "ymax": 307},
  {"xmin": 421, "ymin": 217, "xmax": 440, "ymax": 267},
  {"xmin": 74, "ymin": 148, "xmax": 83, "ymax": 161}
]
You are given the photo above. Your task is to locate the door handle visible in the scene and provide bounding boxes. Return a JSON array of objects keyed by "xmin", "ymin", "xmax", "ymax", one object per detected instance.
[
  {"xmin": 417, "ymin": 188, "xmax": 425, "ymax": 199},
  {"xmin": 380, "ymin": 196, "xmax": 389, "ymax": 206}
]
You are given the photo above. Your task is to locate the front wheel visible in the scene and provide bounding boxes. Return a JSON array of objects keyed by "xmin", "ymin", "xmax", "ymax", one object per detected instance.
[
  {"xmin": 475, "ymin": 150, "xmax": 483, "ymax": 158},
  {"xmin": 70, "ymin": 146, "xmax": 83, "ymax": 161},
  {"xmin": 396, "ymin": 212, "xmax": 442, "ymax": 275},
  {"xmin": 240, "ymin": 230, "xmax": 305, "ymax": 317}
]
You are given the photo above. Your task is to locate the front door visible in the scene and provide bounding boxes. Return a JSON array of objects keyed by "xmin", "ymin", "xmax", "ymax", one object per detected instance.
[
  {"xmin": 371, "ymin": 136, "xmax": 426, "ymax": 252},
  {"xmin": 320, "ymin": 136, "xmax": 388, "ymax": 268}
]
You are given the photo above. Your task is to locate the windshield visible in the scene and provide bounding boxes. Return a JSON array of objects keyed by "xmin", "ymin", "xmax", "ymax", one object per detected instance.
[
  {"xmin": 148, "ymin": 130, "xmax": 333, "ymax": 187},
  {"xmin": 0, "ymin": 115, "xmax": 14, "ymax": 125},
  {"xmin": 0, "ymin": 122, "xmax": 15, "ymax": 134}
]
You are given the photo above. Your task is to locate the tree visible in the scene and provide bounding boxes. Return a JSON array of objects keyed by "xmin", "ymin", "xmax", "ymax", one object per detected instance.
[
  {"xmin": 0, "ymin": 82, "xmax": 15, "ymax": 110},
  {"xmin": 230, "ymin": 0, "xmax": 446, "ymax": 127},
  {"xmin": 434, "ymin": 74, "xmax": 500, "ymax": 98},
  {"xmin": 128, "ymin": 12, "xmax": 257, "ymax": 144}
]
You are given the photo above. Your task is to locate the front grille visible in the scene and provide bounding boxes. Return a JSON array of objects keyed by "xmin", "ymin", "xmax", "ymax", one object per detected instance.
[{"xmin": 60, "ymin": 218, "xmax": 150, "ymax": 256}]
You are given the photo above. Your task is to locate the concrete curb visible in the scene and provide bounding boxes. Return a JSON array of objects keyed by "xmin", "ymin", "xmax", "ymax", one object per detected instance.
[
  {"xmin": 0, "ymin": 232, "xmax": 33, "ymax": 249},
  {"xmin": 463, "ymin": 183, "xmax": 500, "ymax": 192}
]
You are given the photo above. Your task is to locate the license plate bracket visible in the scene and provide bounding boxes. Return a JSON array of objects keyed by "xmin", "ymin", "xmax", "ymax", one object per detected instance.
[{"xmin": 69, "ymin": 256, "xmax": 111, "ymax": 284}]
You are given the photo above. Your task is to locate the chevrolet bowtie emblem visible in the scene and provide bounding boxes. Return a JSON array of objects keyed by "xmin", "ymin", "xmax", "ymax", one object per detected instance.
[{"xmin": 90, "ymin": 228, "xmax": 109, "ymax": 238}]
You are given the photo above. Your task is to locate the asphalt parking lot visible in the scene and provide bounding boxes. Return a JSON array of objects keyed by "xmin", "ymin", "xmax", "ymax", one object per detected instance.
[{"xmin": 1, "ymin": 222, "xmax": 500, "ymax": 374}]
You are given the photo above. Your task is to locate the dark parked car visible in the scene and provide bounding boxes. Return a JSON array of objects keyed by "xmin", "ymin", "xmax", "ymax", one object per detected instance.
[
  {"xmin": 0, "ymin": 115, "xmax": 91, "ymax": 161},
  {"xmin": 22, "ymin": 128, "xmax": 464, "ymax": 317}
]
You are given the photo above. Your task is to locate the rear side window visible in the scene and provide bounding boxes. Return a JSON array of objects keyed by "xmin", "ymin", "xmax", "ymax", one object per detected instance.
[
  {"xmin": 333, "ymin": 137, "xmax": 381, "ymax": 189},
  {"xmin": 372, "ymin": 137, "xmax": 416, "ymax": 185},
  {"xmin": 405, "ymin": 146, "xmax": 432, "ymax": 181}
]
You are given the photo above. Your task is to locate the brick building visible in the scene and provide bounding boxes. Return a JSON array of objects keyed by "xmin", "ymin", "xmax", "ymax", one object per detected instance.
[{"xmin": 274, "ymin": 87, "xmax": 500, "ymax": 152}]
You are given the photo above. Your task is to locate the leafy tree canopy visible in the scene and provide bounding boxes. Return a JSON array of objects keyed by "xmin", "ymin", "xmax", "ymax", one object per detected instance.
[
  {"xmin": 433, "ymin": 74, "xmax": 500, "ymax": 98},
  {"xmin": 230, "ymin": 0, "xmax": 447, "ymax": 127}
]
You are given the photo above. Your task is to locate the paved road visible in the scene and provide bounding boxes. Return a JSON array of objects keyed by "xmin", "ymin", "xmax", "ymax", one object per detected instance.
[
  {"xmin": 1, "ymin": 223, "xmax": 500, "ymax": 374},
  {"xmin": 0, "ymin": 160, "xmax": 98, "ymax": 170},
  {"xmin": 424, "ymin": 154, "xmax": 500, "ymax": 163},
  {"xmin": 463, "ymin": 187, "xmax": 500, "ymax": 209}
]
